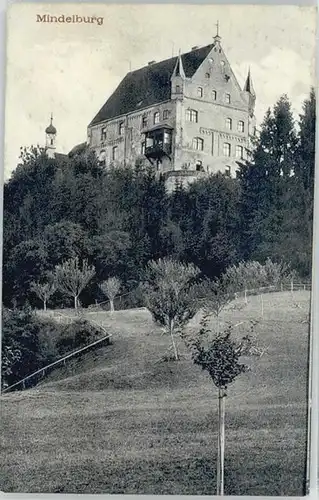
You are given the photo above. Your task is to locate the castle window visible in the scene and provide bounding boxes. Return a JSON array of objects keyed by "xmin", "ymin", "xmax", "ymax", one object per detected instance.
[
  {"xmin": 141, "ymin": 116, "xmax": 147, "ymax": 128},
  {"xmin": 119, "ymin": 121, "xmax": 124, "ymax": 135},
  {"xmin": 205, "ymin": 72, "xmax": 210, "ymax": 79},
  {"xmin": 141, "ymin": 141, "xmax": 146, "ymax": 155},
  {"xmin": 225, "ymin": 166, "xmax": 231, "ymax": 177},
  {"xmin": 112, "ymin": 146, "xmax": 118, "ymax": 161},
  {"xmin": 225, "ymin": 93, "xmax": 231, "ymax": 104},
  {"xmin": 223, "ymin": 143, "xmax": 231, "ymax": 157},
  {"xmin": 225, "ymin": 118, "xmax": 232, "ymax": 130},
  {"xmin": 176, "ymin": 85, "xmax": 181, "ymax": 93},
  {"xmin": 50, "ymin": 138, "xmax": 54, "ymax": 146},
  {"xmin": 186, "ymin": 109, "xmax": 198, "ymax": 123},
  {"xmin": 192, "ymin": 137, "xmax": 204, "ymax": 151},
  {"xmin": 101, "ymin": 127, "xmax": 107, "ymax": 141},
  {"xmin": 236, "ymin": 145, "xmax": 244, "ymax": 159},
  {"xmin": 196, "ymin": 160, "xmax": 203, "ymax": 172},
  {"xmin": 238, "ymin": 120, "xmax": 244, "ymax": 133},
  {"xmin": 154, "ymin": 111, "xmax": 160, "ymax": 124},
  {"xmin": 99, "ymin": 150, "xmax": 106, "ymax": 166},
  {"xmin": 212, "ymin": 90, "xmax": 217, "ymax": 101},
  {"xmin": 163, "ymin": 109, "xmax": 170, "ymax": 120},
  {"xmin": 197, "ymin": 87, "xmax": 203, "ymax": 97}
]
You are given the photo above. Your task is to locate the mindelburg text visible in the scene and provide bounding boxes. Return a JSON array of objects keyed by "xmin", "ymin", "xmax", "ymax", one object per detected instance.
[{"xmin": 36, "ymin": 14, "xmax": 104, "ymax": 26}]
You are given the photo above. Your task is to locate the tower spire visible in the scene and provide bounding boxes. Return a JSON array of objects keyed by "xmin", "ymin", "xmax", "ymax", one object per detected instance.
[
  {"xmin": 214, "ymin": 20, "xmax": 221, "ymax": 44},
  {"xmin": 172, "ymin": 49, "xmax": 185, "ymax": 78},
  {"xmin": 243, "ymin": 67, "xmax": 256, "ymax": 117},
  {"xmin": 243, "ymin": 67, "xmax": 256, "ymax": 96}
]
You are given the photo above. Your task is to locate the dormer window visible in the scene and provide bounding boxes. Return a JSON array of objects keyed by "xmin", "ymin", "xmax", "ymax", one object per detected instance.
[
  {"xmin": 119, "ymin": 122, "xmax": 124, "ymax": 135},
  {"xmin": 225, "ymin": 118, "xmax": 232, "ymax": 130},
  {"xmin": 205, "ymin": 72, "xmax": 210, "ymax": 79},
  {"xmin": 197, "ymin": 87, "xmax": 203, "ymax": 97},
  {"xmin": 154, "ymin": 111, "xmax": 160, "ymax": 124},
  {"xmin": 176, "ymin": 85, "xmax": 181, "ymax": 93},
  {"xmin": 212, "ymin": 90, "xmax": 217, "ymax": 101},
  {"xmin": 163, "ymin": 109, "xmax": 170, "ymax": 120},
  {"xmin": 225, "ymin": 93, "xmax": 231, "ymax": 104}
]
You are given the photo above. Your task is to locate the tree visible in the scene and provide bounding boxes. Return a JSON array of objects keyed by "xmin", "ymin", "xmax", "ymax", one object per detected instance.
[
  {"xmin": 1, "ymin": 307, "xmax": 42, "ymax": 389},
  {"xmin": 186, "ymin": 316, "xmax": 260, "ymax": 495},
  {"xmin": 30, "ymin": 280, "xmax": 56, "ymax": 310},
  {"xmin": 143, "ymin": 258, "xmax": 201, "ymax": 360},
  {"xmin": 54, "ymin": 257, "xmax": 95, "ymax": 309},
  {"xmin": 202, "ymin": 279, "xmax": 232, "ymax": 334},
  {"xmin": 100, "ymin": 277, "xmax": 121, "ymax": 313},
  {"xmin": 237, "ymin": 95, "xmax": 298, "ymax": 262}
]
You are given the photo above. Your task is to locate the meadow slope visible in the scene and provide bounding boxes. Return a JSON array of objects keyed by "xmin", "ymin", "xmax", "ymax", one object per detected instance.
[{"xmin": 0, "ymin": 291, "xmax": 310, "ymax": 495}]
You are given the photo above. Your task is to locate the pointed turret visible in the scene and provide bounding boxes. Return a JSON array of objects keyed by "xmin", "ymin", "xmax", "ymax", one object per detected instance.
[
  {"xmin": 171, "ymin": 50, "xmax": 185, "ymax": 99},
  {"xmin": 243, "ymin": 68, "xmax": 256, "ymax": 117},
  {"xmin": 243, "ymin": 67, "xmax": 255, "ymax": 96},
  {"xmin": 172, "ymin": 51, "xmax": 186, "ymax": 79}
]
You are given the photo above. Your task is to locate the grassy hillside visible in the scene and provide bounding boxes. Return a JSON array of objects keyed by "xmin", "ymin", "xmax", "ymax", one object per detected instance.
[{"xmin": 0, "ymin": 291, "xmax": 310, "ymax": 495}]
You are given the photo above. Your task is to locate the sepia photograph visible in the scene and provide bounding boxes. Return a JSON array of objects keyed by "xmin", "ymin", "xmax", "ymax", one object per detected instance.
[{"xmin": 0, "ymin": 3, "xmax": 317, "ymax": 496}]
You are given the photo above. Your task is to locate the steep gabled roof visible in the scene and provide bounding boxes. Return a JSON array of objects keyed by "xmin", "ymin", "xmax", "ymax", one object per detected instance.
[{"xmin": 89, "ymin": 44, "xmax": 214, "ymax": 126}]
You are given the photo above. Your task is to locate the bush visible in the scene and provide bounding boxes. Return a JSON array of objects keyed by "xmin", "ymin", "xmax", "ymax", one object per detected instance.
[
  {"xmin": 221, "ymin": 259, "xmax": 294, "ymax": 293},
  {"xmin": 2, "ymin": 308, "xmax": 43, "ymax": 389},
  {"xmin": 2, "ymin": 310, "xmax": 107, "ymax": 389},
  {"xmin": 55, "ymin": 319, "xmax": 103, "ymax": 356}
]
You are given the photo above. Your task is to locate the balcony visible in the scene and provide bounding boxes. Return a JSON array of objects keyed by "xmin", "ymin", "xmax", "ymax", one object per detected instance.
[{"xmin": 143, "ymin": 124, "xmax": 173, "ymax": 160}]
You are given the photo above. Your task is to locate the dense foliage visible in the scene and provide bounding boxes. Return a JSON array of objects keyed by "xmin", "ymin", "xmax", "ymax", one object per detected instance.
[
  {"xmin": 3, "ymin": 91, "xmax": 315, "ymax": 308},
  {"xmin": 1, "ymin": 308, "xmax": 107, "ymax": 389}
]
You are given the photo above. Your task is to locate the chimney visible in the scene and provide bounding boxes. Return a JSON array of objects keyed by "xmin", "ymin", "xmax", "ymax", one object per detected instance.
[
  {"xmin": 191, "ymin": 46, "xmax": 199, "ymax": 51},
  {"xmin": 148, "ymin": 60, "xmax": 156, "ymax": 65}
]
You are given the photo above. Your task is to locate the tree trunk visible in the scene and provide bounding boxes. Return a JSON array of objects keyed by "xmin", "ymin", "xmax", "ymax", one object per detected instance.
[
  {"xmin": 217, "ymin": 388, "xmax": 226, "ymax": 495},
  {"xmin": 169, "ymin": 319, "xmax": 179, "ymax": 360},
  {"xmin": 43, "ymin": 299, "xmax": 47, "ymax": 311},
  {"xmin": 110, "ymin": 299, "xmax": 115, "ymax": 313},
  {"xmin": 74, "ymin": 295, "xmax": 78, "ymax": 309}
]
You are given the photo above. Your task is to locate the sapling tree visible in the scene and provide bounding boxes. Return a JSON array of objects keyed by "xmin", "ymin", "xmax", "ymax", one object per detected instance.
[
  {"xmin": 100, "ymin": 277, "xmax": 121, "ymax": 313},
  {"xmin": 30, "ymin": 280, "xmax": 56, "ymax": 311},
  {"xmin": 54, "ymin": 257, "xmax": 95, "ymax": 309},
  {"xmin": 185, "ymin": 314, "xmax": 261, "ymax": 496},
  {"xmin": 143, "ymin": 257, "xmax": 201, "ymax": 360},
  {"xmin": 202, "ymin": 279, "xmax": 232, "ymax": 334}
]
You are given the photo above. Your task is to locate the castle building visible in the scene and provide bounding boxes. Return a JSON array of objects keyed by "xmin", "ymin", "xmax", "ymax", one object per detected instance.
[{"xmin": 87, "ymin": 33, "xmax": 256, "ymax": 188}]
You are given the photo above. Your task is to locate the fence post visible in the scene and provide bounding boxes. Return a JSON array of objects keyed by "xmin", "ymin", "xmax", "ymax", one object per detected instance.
[
  {"xmin": 291, "ymin": 279, "xmax": 294, "ymax": 293},
  {"xmin": 244, "ymin": 289, "xmax": 247, "ymax": 305},
  {"xmin": 304, "ymin": 284, "xmax": 306, "ymax": 291},
  {"xmin": 281, "ymin": 283, "xmax": 283, "ymax": 292},
  {"xmin": 260, "ymin": 294, "xmax": 264, "ymax": 318}
]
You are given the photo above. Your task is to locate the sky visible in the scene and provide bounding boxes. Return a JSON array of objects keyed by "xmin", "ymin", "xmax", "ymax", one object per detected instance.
[{"xmin": 4, "ymin": 3, "xmax": 317, "ymax": 179}]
